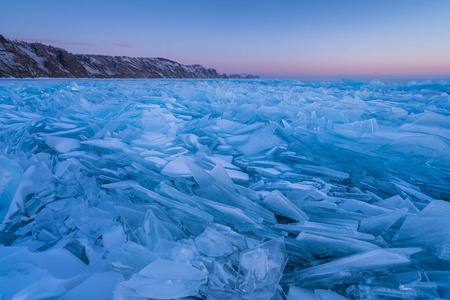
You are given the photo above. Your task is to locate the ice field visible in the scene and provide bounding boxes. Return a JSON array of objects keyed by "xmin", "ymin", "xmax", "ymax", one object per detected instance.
[{"xmin": 0, "ymin": 79, "xmax": 449, "ymax": 299}]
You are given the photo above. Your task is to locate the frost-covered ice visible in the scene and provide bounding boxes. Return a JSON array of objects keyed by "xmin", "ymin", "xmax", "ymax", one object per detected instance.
[{"xmin": 0, "ymin": 79, "xmax": 449, "ymax": 299}]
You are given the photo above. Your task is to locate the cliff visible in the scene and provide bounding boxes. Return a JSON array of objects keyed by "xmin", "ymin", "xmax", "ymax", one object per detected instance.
[{"xmin": 0, "ymin": 35, "xmax": 258, "ymax": 79}]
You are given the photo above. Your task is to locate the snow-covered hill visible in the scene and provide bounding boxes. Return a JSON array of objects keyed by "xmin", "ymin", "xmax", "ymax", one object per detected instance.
[{"xmin": 0, "ymin": 35, "xmax": 258, "ymax": 79}]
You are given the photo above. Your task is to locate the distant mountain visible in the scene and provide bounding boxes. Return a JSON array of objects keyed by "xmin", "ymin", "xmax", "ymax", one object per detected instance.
[{"xmin": 0, "ymin": 35, "xmax": 258, "ymax": 79}]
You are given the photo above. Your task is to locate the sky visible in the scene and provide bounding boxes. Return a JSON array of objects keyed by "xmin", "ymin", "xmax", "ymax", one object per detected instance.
[{"xmin": 1, "ymin": 0, "xmax": 449, "ymax": 79}]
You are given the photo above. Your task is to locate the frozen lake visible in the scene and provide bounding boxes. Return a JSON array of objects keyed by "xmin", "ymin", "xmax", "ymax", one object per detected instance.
[{"xmin": 0, "ymin": 79, "xmax": 449, "ymax": 299}]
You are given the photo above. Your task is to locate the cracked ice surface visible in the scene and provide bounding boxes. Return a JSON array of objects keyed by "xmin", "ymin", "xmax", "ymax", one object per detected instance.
[{"xmin": 0, "ymin": 79, "xmax": 449, "ymax": 299}]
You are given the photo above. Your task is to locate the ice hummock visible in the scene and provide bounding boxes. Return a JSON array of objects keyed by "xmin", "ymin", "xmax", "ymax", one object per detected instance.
[{"xmin": 0, "ymin": 79, "xmax": 449, "ymax": 299}]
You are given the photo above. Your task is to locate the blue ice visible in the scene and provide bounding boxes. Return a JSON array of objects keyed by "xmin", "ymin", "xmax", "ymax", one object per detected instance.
[{"xmin": 0, "ymin": 79, "xmax": 449, "ymax": 299}]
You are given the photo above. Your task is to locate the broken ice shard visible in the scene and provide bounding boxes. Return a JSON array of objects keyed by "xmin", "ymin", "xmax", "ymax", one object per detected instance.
[
  {"xmin": 117, "ymin": 259, "xmax": 207, "ymax": 299},
  {"xmin": 0, "ymin": 156, "xmax": 22, "ymax": 222},
  {"xmin": 394, "ymin": 201, "xmax": 450, "ymax": 261},
  {"xmin": 263, "ymin": 190, "xmax": 309, "ymax": 222},
  {"xmin": 195, "ymin": 227, "xmax": 235, "ymax": 257},
  {"xmin": 44, "ymin": 136, "xmax": 81, "ymax": 153},
  {"xmin": 237, "ymin": 239, "xmax": 287, "ymax": 294},
  {"xmin": 283, "ymin": 248, "xmax": 421, "ymax": 288}
]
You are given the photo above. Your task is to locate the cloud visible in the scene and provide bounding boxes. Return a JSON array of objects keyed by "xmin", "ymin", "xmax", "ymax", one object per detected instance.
[
  {"xmin": 111, "ymin": 42, "xmax": 136, "ymax": 48},
  {"xmin": 9, "ymin": 37, "xmax": 97, "ymax": 46}
]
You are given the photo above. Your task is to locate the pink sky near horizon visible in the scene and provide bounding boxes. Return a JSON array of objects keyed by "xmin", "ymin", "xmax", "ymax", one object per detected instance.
[{"xmin": 215, "ymin": 58, "xmax": 450, "ymax": 78}]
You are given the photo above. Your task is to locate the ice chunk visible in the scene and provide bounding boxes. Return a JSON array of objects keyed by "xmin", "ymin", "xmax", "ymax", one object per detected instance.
[
  {"xmin": 133, "ymin": 132, "xmax": 176, "ymax": 148},
  {"xmin": 288, "ymin": 287, "xmax": 318, "ymax": 300},
  {"xmin": 139, "ymin": 259, "xmax": 206, "ymax": 281},
  {"xmin": 276, "ymin": 221, "xmax": 375, "ymax": 241},
  {"xmin": 0, "ymin": 157, "xmax": 22, "ymax": 222},
  {"xmin": 106, "ymin": 242, "xmax": 157, "ymax": 276},
  {"xmin": 251, "ymin": 166, "xmax": 282, "ymax": 178},
  {"xmin": 374, "ymin": 195, "xmax": 419, "ymax": 214},
  {"xmin": 81, "ymin": 138, "xmax": 127, "ymax": 151},
  {"xmin": 358, "ymin": 118, "xmax": 379, "ymax": 133},
  {"xmin": 143, "ymin": 156, "xmax": 168, "ymax": 169},
  {"xmin": 102, "ymin": 225, "xmax": 126, "ymax": 249},
  {"xmin": 369, "ymin": 79, "xmax": 384, "ymax": 86},
  {"xmin": 339, "ymin": 199, "xmax": 392, "ymax": 216},
  {"xmin": 142, "ymin": 210, "xmax": 173, "ymax": 251},
  {"xmin": 0, "ymin": 263, "xmax": 66, "ymax": 300},
  {"xmin": 208, "ymin": 157, "xmax": 248, "ymax": 183},
  {"xmin": 63, "ymin": 239, "xmax": 89, "ymax": 265},
  {"xmin": 118, "ymin": 259, "xmax": 207, "ymax": 299},
  {"xmin": 359, "ymin": 208, "xmax": 408, "ymax": 234},
  {"xmin": 209, "ymin": 164, "xmax": 237, "ymax": 191},
  {"xmin": 3, "ymin": 163, "xmax": 53, "ymax": 222},
  {"xmin": 195, "ymin": 227, "xmax": 234, "ymax": 257},
  {"xmin": 225, "ymin": 168, "xmax": 249, "ymax": 182},
  {"xmin": 0, "ymin": 246, "xmax": 107, "ymax": 279},
  {"xmin": 44, "ymin": 136, "xmax": 81, "ymax": 153},
  {"xmin": 161, "ymin": 156, "xmax": 191, "ymax": 177},
  {"xmin": 296, "ymin": 232, "xmax": 379, "ymax": 258},
  {"xmin": 238, "ymin": 125, "xmax": 280, "ymax": 156},
  {"xmin": 263, "ymin": 190, "xmax": 309, "ymax": 221},
  {"xmin": 394, "ymin": 200, "xmax": 450, "ymax": 261},
  {"xmin": 295, "ymin": 165, "xmax": 349, "ymax": 181},
  {"xmin": 284, "ymin": 248, "xmax": 420, "ymax": 287},
  {"xmin": 60, "ymin": 272, "xmax": 123, "ymax": 300},
  {"xmin": 237, "ymin": 239, "xmax": 287, "ymax": 294},
  {"xmin": 216, "ymin": 119, "xmax": 243, "ymax": 133}
]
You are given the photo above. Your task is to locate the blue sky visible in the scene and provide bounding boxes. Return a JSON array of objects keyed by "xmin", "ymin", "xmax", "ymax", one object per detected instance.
[{"xmin": 1, "ymin": 0, "xmax": 449, "ymax": 78}]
